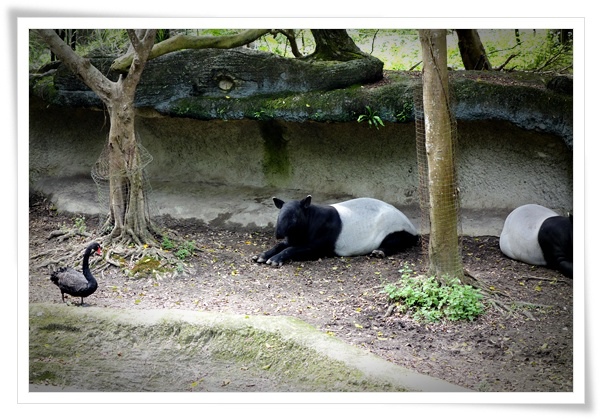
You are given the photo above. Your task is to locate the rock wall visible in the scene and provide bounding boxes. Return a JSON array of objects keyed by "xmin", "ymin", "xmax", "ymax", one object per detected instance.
[{"xmin": 29, "ymin": 99, "xmax": 573, "ymax": 234}]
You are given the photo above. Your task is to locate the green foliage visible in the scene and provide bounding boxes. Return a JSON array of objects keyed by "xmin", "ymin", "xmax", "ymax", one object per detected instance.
[
  {"xmin": 155, "ymin": 29, "xmax": 170, "ymax": 43},
  {"xmin": 382, "ymin": 264, "xmax": 485, "ymax": 322},
  {"xmin": 29, "ymin": 28, "xmax": 572, "ymax": 75},
  {"xmin": 256, "ymin": 29, "xmax": 316, "ymax": 57},
  {"xmin": 350, "ymin": 29, "xmax": 422, "ymax": 71},
  {"xmin": 29, "ymin": 30, "xmax": 52, "ymax": 70},
  {"xmin": 216, "ymin": 106, "xmax": 229, "ymax": 119},
  {"xmin": 29, "ymin": 29, "xmax": 130, "ymax": 71},
  {"xmin": 78, "ymin": 29, "xmax": 130, "ymax": 57},
  {"xmin": 161, "ymin": 236, "xmax": 175, "ymax": 250},
  {"xmin": 175, "ymin": 240, "xmax": 196, "ymax": 260},
  {"xmin": 252, "ymin": 108, "xmax": 275, "ymax": 120},
  {"xmin": 395, "ymin": 101, "xmax": 414, "ymax": 123},
  {"xmin": 73, "ymin": 216, "xmax": 86, "ymax": 234},
  {"xmin": 357, "ymin": 106, "xmax": 385, "ymax": 129},
  {"xmin": 161, "ymin": 237, "xmax": 196, "ymax": 260}
]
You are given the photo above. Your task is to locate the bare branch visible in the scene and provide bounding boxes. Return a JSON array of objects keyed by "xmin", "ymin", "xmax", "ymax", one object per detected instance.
[
  {"xmin": 495, "ymin": 53, "xmax": 518, "ymax": 71},
  {"xmin": 535, "ymin": 44, "xmax": 570, "ymax": 72}
]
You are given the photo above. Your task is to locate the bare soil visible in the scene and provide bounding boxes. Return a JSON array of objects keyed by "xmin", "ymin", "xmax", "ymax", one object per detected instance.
[{"xmin": 28, "ymin": 194, "xmax": 573, "ymax": 392}]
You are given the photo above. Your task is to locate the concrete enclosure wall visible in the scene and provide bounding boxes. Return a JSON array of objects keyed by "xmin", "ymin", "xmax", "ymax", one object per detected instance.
[{"xmin": 29, "ymin": 103, "xmax": 573, "ymax": 232}]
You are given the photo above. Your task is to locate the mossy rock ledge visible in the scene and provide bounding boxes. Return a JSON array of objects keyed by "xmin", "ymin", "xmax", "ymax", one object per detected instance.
[
  {"xmin": 29, "ymin": 303, "xmax": 469, "ymax": 392},
  {"xmin": 29, "ymin": 48, "xmax": 573, "ymax": 148}
]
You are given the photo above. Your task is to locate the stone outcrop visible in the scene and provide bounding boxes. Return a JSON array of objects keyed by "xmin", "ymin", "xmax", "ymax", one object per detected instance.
[{"xmin": 30, "ymin": 48, "xmax": 572, "ymax": 148}]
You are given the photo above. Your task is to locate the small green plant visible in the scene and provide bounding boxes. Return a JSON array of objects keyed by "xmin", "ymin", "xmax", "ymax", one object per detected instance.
[
  {"xmin": 252, "ymin": 108, "xmax": 274, "ymax": 120},
  {"xmin": 382, "ymin": 264, "xmax": 484, "ymax": 322},
  {"xmin": 395, "ymin": 101, "xmax": 414, "ymax": 123},
  {"xmin": 357, "ymin": 106, "xmax": 385, "ymax": 130},
  {"xmin": 161, "ymin": 236, "xmax": 175, "ymax": 250},
  {"xmin": 175, "ymin": 240, "xmax": 196, "ymax": 260},
  {"xmin": 216, "ymin": 106, "xmax": 229, "ymax": 119},
  {"xmin": 161, "ymin": 236, "xmax": 197, "ymax": 261},
  {"xmin": 155, "ymin": 29, "xmax": 170, "ymax": 43},
  {"xmin": 73, "ymin": 216, "xmax": 86, "ymax": 233}
]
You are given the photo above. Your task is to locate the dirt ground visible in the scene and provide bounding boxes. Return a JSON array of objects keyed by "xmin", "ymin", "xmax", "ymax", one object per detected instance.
[{"xmin": 27, "ymin": 194, "xmax": 573, "ymax": 392}]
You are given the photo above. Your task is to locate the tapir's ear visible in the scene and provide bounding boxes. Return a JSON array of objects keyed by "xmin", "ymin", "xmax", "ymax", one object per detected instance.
[
  {"xmin": 301, "ymin": 195, "xmax": 312, "ymax": 208},
  {"xmin": 273, "ymin": 197, "xmax": 284, "ymax": 209}
]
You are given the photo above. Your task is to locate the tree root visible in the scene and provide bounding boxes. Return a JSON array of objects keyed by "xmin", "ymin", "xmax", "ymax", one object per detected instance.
[
  {"xmin": 486, "ymin": 297, "xmax": 553, "ymax": 321},
  {"xmin": 521, "ymin": 275, "xmax": 569, "ymax": 284},
  {"xmin": 463, "ymin": 267, "xmax": 552, "ymax": 320},
  {"xmin": 33, "ymin": 240, "xmax": 94, "ymax": 272},
  {"xmin": 92, "ymin": 237, "xmax": 189, "ymax": 275},
  {"xmin": 47, "ymin": 228, "xmax": 91, "ymax": 242},
  {"xmin": 40, "ymin": 219, "xmax": 192, "ymax": 277}
]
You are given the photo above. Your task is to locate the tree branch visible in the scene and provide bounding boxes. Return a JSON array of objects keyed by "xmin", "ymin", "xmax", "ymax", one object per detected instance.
[
  {"xmin": 123, "ymin": 29, "xmax": 157, "ymax": 90},
  {"xmin": 111, "ymin": 29, "xmax": 270, "ymax": 72},
  {"xmin": 35, "ymin": 29, "xmax": 114, "ymax": 103},
  {"xmin": 271, "ymin": 29, "xmax": 303, "ymax": 57},
  {"xmin": 495, "ymin": 53, "xmax": 518, "ymax": 71}
]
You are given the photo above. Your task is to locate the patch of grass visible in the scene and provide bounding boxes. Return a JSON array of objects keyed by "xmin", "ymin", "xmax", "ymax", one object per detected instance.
[{"xmin": 382, "ymin": 264, "xmax": 485, "ymax": 322}]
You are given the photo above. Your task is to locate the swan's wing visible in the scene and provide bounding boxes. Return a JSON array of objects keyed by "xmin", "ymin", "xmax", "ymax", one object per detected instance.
[{"xmin": 52, "ymin": 268, "xmax": 89, "ymax": 293}]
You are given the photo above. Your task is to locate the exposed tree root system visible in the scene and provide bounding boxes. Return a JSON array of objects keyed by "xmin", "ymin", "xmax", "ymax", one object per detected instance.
[{"xmin": 28, "ymin": 195, "xmax": 574, "ymax": 392}]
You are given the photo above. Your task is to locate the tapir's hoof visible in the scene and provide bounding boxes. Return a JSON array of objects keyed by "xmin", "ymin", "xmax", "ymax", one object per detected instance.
[
  {"xmin": 370, "ymin": 249, "xmax": 386, "ymax": 258},
  {"xmin": 266, "ymin": 259, "xmax": 283, "ymax": 268}
]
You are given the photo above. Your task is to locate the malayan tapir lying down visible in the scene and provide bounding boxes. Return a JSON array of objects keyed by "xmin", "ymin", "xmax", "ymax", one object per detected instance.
[
  {"xmin": 252, "ymin": 195, "xmax": 419, "ymax": 267},
  {"xmin": 499, "ymin": 204, "xmax": 573, "ymax": 278}
]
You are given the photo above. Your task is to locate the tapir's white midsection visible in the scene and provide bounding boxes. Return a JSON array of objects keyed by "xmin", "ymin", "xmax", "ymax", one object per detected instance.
[
  {"xmin": 499, "ymin": 204, "xmax": 558, "ymax": 266},
  {"xmin": 331, "ymin": 198, "xmax": 417, "ymax": 257}
]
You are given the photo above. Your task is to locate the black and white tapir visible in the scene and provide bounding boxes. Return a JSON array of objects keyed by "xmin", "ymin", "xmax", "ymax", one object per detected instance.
[
  {"xmin": 252, "ymin": 195, "xmax": 419, "ymax": 267},
  {"xmin": 499, "ymin": 204, "xmax": 573, "ymax": 278}
]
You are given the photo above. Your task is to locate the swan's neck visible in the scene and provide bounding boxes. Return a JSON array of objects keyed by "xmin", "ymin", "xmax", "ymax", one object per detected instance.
[{"xmin": 82, "ymin": 250, "xmax": 95, "ymax": 282}]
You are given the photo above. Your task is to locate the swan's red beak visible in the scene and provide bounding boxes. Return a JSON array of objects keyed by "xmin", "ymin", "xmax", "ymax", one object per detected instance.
[{"xmin": 96, "ymin": 247, "xmax": 102, "ymax": 255}]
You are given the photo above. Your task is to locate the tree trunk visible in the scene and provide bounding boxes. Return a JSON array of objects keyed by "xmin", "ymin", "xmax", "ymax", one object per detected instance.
[
  {"xmin": 105, "ymin": 93, "xmax": 155, "ymax": 245},
  {"xmin": 308, "ymin": 30, "xmax": 370, "ymax": 61},
  {"xmin": 419, "ymin": 29, "xmax": 464, "ymax": 283},
  {"xmin": 36, "ymin": 29, "xmax": 159, "ymax": 246},
  {"xmin": 456, "ymin": 29, "xmax": 492, "ymax": 70}
]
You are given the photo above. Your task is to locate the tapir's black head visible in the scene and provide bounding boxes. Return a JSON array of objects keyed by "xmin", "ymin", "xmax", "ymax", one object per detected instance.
[{"xmin": 273, "ymin": 195, "xmax": 312, "ymax": 242}]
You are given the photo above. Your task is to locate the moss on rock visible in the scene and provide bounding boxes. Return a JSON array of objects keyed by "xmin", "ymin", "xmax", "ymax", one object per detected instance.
[{"xmin": 29, "ymin": 303, "xmax": 466, "ymax": 392}]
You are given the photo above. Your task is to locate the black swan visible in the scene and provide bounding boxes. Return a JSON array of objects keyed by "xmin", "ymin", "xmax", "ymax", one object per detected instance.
[{"xmin": 50, "ymin": 242, "xmax": 102, "ymax": 305}]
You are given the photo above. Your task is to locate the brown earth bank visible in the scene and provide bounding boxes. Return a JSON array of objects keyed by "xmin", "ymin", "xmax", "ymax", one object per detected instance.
[{"xmin": 28, "ymin": 194, "xmax": 573, "ymax": 392}]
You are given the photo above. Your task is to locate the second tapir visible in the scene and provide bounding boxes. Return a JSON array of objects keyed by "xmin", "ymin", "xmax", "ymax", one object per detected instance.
[
  {"xmin": 253, "ymin": 195, "xmax": 419, "ymax": 267},
  {"xmin": 499, "ymin": 203, "xmax": 573, "ymax": 278}
]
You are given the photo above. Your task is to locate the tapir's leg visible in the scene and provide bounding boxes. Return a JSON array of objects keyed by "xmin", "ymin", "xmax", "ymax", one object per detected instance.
[
  {"xmin": 538, "ymin": 217, "xmax": 573, "ymax": 278},
  {"xmin": 556, "ymin": 261, "xmax": 573, "ymax": 278},
  {"xmin": 265, "ymin": 245, "xmax": 325, "ymax": 267},
  {"xmin": 372, "ymin": 231, "xmax": 419, "ymax": 258},
  {"xmin": 540, "ymin": 241, "xmax": 573, "ymax": 278},
  {"xmin": 253, "ymin": 241, "xmax": 290, "ymax": 263}
]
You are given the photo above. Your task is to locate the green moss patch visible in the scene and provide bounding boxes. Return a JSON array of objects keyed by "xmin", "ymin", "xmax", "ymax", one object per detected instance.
[{"xmin": 29, "ymin": 304, "xmax": 417, "ymax": 392}]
